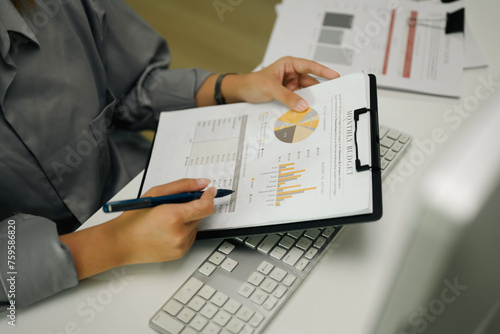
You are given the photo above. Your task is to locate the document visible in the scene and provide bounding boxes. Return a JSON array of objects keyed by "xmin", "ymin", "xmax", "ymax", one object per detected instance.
[
  {"xmin": 140, "ymin": 72, "xmax": 376, "ymax": 233},
  {"xmin": 263, "ymin": 0, "xmax": 465, "ymax": 97}
]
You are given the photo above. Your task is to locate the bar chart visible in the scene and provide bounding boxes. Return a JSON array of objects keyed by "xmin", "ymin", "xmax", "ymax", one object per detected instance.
[{"xmin": 276, "ymin": 162, "xmax": 317, "ymax": 206}]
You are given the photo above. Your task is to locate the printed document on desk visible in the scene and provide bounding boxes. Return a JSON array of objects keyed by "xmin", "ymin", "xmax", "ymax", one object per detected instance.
[
  {"xmin": 263, "ymin": 0, "xmax": 465, "ymax": 97},
  {"xmin": 140, "ymin": 72, "xmax": 382, "ymax": 238}
]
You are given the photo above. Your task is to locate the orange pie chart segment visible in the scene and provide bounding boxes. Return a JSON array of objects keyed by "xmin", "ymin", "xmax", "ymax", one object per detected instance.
[{"xmin": 274, "ymin": 108, "xmax": 319, "ymax": 143}]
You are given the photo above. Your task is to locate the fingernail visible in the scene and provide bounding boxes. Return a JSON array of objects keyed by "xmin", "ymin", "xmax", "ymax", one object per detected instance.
[
  {"xmin": 295, "ymin": 99, "xmax": 309, "ymax": 112},
  {"xmin": 196, "ymin": 178, "xmax": 211, "ymax": 188}
]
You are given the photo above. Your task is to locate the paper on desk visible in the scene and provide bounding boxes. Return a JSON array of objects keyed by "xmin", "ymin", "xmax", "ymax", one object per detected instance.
[
  {"xmin": 141, "ymin": 72, "xmax": 373, "ymax": 232},
  {"xmin": 401, "ymin": 0, "xmax": 487, "ymax": 69},
  {"xmin": 264, "ymin": 0, "xmax": 465, "ymax": 97}
]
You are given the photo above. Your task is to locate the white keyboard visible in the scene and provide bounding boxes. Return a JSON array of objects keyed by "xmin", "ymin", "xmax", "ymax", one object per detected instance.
[{"xmin": 149, "ymin": 125, "xmax": 412, "ymax": 334}]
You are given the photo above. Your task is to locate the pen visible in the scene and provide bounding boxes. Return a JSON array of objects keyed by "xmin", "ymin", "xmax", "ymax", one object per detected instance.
[{"xmin": 103, "ymin": 189, "xmax": 234, "ymax": 213}]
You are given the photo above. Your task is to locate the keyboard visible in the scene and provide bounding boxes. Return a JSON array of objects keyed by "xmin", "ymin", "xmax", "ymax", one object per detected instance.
[{"xmin": 149, "ymin": 125, "xmax": 412, "ymax": 334}]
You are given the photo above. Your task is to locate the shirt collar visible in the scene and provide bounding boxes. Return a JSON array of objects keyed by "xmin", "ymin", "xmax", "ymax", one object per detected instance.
[{"xmin": 0, "ymin": 0, "xmax": 39, "ymax": 59}]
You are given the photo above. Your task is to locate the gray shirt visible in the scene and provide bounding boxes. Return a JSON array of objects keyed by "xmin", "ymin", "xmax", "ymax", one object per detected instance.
[{"xmin": 0, "ymin": 0, "xmax": 211, "ymax": 307}]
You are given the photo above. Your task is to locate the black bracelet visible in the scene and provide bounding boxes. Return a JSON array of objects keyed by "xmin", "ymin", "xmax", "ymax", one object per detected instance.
[{"xmin": 214, "ymin": 73, "xmax": 234, "ymax": 105}]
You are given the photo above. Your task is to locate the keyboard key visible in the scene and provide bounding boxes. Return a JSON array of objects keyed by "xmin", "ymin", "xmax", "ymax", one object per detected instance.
[
  {"xmin": 295, "ymin": 258, "xmax": 309, "ymax": 271},
  {"xmin": 202, "ymin": 322, "xmax": 221, "ymax": 334},
  {"xmin": 392, "ymin": 141, "xmax": 404, "ymax": 152},
  {"xmin": 236, "ymin": 306, "xmax": 255, "ymax": 322},
  {"xmin": 380, "ymin": 146, "xmax": 388, "ymax": 157},
  {"xmin": 250, "ymin": 289, "xmax": 268, "ymax": 305},
  {"xmin": 399, "ymin": 134, "xmax": 411, "ymax": 143},
  {"xmin": 261, "ymin": 278, "xmax": 278, "ymax": 293},
  {"xmin": 270, "ymin": 246, "xmax": 287, "ymax": 260},
  {"xmin": 187, "ymin": 295, "xmax": 206, "ymax": 312},
  {"xmin": 282, "ymin": 274, "xmax": 296, "ymax": 287},
  {"xmin": 200, "ymin": 303, "xmax": 218, "ymax": 319},
  {"xmin": 211, "ymin": 291, "xmax": 229, "ymax": 307},
  {"xmin": 273, "ymin": 285, "xmax": 287, "ymax": 298},
  {"xmin": 287, "ymin": 230, "xmax": 303, "ymax": 239},
  {"xmin": 189, "ymin": 314, "xmax": 208, "ymax": 331},
  {"xmin": 384, "ymin": 150, "xmax": 397, "ymax": 161},
  {"xmin": 248, "ymin": 312, "xmax": 264, "ymax": 328},
  {"xmin": 296, "ymin": 237, "xmax": 312, "ymax": 250},
  {"xmin": 181, "ymin": 326, "xmax": 197, "ymax": 334},
  {"xmin": 263, "ymin": 296, "xmax": 278, "ymax": 311},
  {"xmin": 199, "ymin": 262, "xmax": 217, "ymax": 276},
  {"xmin": 223, "ymin": 299, "xmax": 241, "ymax": 314},
  {"xmin": 219, "ymin": 241, "xmax": 235, "ymax": 255},
  {"xmin": 226, "ymin": 317, "xmax": 245, "ymax": 333},
  {"xmin": 279, "ymin": 236, "xmax": 295, "ymax": 249},
  {"xmin": 380, "ymin": 136, "xmax": 395, "ymax": 148},
  {"xmin": 174, "ymin": 277, "xmax": 204, "ymax": 304},
  {"xmin": 209, "ymin": 252, "xmax": 226, "ymax": 265},
  {"xmin": 163, "ymin": 299, "xmax": 183, "ymax": 316},
  {"xmin": 269, "ymin": 267, "xmax": 287, "ymax": 282},
  {"xmin": 198, "ymin": 285, "xmax": 216, "ymax": 300},
  {"xmin": 304, "ymin": 229, "xmax": 321, "ymax": 239},
  {"xmin": 240, "ymin": 324, "xmax": 255, "ymax": 334},
  {"xmin": 283, "ymin": 247, "xmax": 304, "ymax": 266},
  {"xmin": 305, "ymin": 247, "xmax": 318, "ymax": 259},
  {"xmin": 213, "ymin": 310, "xmax": 232, "ymax": 327},
  {"xmin": 221, "ymin": 258, "xmax": 238, "ymax": 272},
  {"xmin": 245, "ymin": 235, "xmax": 265, "ymax": 249},
  {"xmin": 177, "ymin": 307, "xmax": 196, "ymax": 324},
  {"xmin": 248, "ymin": 272, "xmax": 265, "ymax": 286},
  {"xmin": 386, "ymin": 129, "xmax": 401, "ymax": 140},
  {"xmin": 381, "ymin": 158, "xmax": 389, "ymax": 170},
  {"xmin": 313, "ymin": 237, "xmax": 327, "ymax": 249},
  {"xmin": 237, "ymin": 283, "xmax": 255, "ymax": 298},
  {"xmin": 257, "ymin": 234, "xmax": 280, "ymax": 253},
  {"xmin": 152, "ymin": 312, "xmax": 184, "ymax": 334},
  {"xmin": 322, "ymin": 227, "xmax": 336, "ymax": 238},
  {"xmin": 257, "ymin": 261, "xmax": 274, "ymax": 275}
]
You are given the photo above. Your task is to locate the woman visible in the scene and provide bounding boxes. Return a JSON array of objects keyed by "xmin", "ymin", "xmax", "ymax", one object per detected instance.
[{"xmin": 0, "ymin": 0, "xmax": 339, "ymax": 307}]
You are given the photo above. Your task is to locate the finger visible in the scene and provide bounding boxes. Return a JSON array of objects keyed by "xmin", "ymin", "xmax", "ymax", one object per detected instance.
[
  {"xmin": 144, "ymin": 178, "xmax": 211, "ymax": 197},
  {"xmin": 270, "ymin": 83, "xmax": 310, "ymax": 112},
  {"xmin": 283, "ymin": 57, "xmax": 340, "ymax": 80},
  {"xmin": 175, "ymin": 187, "xmax": 217, "ymax": 223}
]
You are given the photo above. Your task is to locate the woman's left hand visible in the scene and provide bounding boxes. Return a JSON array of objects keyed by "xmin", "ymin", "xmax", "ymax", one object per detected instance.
[{"xmin": 223, "ymin": 57, "xmax": 340, "ymax": 111}]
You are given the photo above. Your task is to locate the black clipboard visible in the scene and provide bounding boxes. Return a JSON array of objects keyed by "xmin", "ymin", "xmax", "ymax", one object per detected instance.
[{"xmin": 139, "ymin": 73, "xmax": 382, "ymax": 239}]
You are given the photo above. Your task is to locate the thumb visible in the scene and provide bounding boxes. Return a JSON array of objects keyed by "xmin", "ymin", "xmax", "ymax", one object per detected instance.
[{"xmin": 272, "ymin": 84, "xmax": 309, "ymax": 112}]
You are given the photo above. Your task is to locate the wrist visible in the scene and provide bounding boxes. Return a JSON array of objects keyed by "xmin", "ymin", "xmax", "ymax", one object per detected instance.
[{"xmin": 220, "ymin": 73, "xmax": 246, "ymax": 104}]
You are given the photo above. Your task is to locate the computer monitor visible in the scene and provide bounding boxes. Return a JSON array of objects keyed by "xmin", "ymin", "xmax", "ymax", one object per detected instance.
[{"xmin": 374, "ymin": 92, "xmax": 500, "ymax": 334}]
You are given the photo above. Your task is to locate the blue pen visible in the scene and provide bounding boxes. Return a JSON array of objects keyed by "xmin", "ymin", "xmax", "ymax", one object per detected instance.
[{"xmin": 103, "ymin": 189, "xmax": 234, "ymax": 213}]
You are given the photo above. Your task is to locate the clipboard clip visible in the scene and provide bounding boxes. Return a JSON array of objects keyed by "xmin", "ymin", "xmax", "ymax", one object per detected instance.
[
  {"xmin": 407, "ymin": 7, "xmax": 464, "ymax": 34},
  {"xmin": 354, "ymin": 107, "xmax": 371, "ymax": 173}
]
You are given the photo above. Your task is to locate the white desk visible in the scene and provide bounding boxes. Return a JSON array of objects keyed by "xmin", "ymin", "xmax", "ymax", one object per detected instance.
[{"xmin": 2, "ymin": 1, "xmax": 499, "ymax": 333}]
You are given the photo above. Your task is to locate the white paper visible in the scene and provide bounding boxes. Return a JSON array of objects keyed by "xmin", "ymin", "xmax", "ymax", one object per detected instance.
[
  {"xmin": 141, "ymin": 73, "xmax": 374, "ymax": 232},
  {"xmin": 263, "ymin": 0, "xmax": 465, "ymax": 97}
]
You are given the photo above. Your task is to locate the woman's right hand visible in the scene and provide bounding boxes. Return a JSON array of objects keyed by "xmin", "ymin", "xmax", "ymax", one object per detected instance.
[
  {"xmin": 61, "ymin": 178, "xmax": 216, "ymax": 279},
  {"xmin": 115, "ymin": 178, "xmax": 216, "ymax": 265}
]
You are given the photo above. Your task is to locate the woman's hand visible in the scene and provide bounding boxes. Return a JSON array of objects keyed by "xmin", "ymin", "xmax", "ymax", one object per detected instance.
[
  {"xmin": 115, "ymin": 178, "xmax": 216, "ymax": 265},
  {"xmin": 195, "ymin": 57, "xmax": 340, "ymax": 111},
  {"xmin": 60, "ymin": 178, "xmax": 216, "ymax": 279}
]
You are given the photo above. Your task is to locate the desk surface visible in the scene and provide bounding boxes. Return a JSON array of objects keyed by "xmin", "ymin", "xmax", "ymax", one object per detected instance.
[{"xmin": 2, "ymin": 0, "xmax": 500, "ymax": 333}]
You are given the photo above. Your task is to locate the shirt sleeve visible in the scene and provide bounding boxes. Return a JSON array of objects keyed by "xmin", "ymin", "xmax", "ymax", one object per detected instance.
[
  {"xmin": 91, "ymin": 0, "xmax": 213, "ymax": 130},
  {"xmin": 0, "ymin": 215, "xmax": 79, "ymax": 308}
]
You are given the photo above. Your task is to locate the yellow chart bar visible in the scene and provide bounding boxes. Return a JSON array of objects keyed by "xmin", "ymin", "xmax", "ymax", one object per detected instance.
[
  {"xmin": 276, "ymin": 196, "xmax": 293, "ymax": 201},
  {"xmin": 279, "ymin": 163, "xmax": 295, "ymax": 168},
  {"xmin": 277, "ymin": 187, "xmax": 316, "ymax": 196},
  {"xmin": 278, "ymin": 169, "xmax": 306, "ymax": 177},
  {"xmin": 277, "ymin": 184, "xmax": 301, "ymax": 191},
  {"xmin": 277, "ymin": 174, "xmax": 302, "ymax": 182},
  {"xmin": 279, "ymin": 167, "xmax": 294, "ymax": 172}
]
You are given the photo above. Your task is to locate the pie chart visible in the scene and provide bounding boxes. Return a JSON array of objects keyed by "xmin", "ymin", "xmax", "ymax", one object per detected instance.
[{"xmin": 274, "ymin": 107, "xmax": 319, "ymax": 143}]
